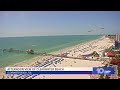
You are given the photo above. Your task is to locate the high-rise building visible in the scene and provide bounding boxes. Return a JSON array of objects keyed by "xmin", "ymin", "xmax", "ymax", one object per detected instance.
[
  {"xmin": 115, "ymin": 34, "xmax": 120, "ymax": 42},
  {"xmin": 114, "ymin": 40, "xmax": 119, "ymax": 48},
  {"xmin": 116, "ymin": 34, "xmax": 118, "ymax": 41},
  {"xmin": 119, "ymin": 34, "xmax": 120, "ymax": 42}
]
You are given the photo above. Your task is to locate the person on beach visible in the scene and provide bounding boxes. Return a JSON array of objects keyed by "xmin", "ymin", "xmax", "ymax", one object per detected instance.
[
  {"xmin": 92, "ymin": 57, "xmax": 93, "ymax": 59},
  {"xmin": 2, "ymin": 75, "xmax": 5, "ymax": 79},
  {"xmin": 74, "ymin": 61, "xmax": 76, "ymax": 63},
  {"xmin": 53, "ymin": 63, "xmax": 56, "ymax": 67},
  {"xmin": 43, "ymin": 75, "xmax": 45, "ymax": 79}
]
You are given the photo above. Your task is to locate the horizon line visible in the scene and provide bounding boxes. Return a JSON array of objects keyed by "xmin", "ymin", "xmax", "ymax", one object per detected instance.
[{"xmin": 0, "ymin": 34, "xmax": 103, "ymax": 38}]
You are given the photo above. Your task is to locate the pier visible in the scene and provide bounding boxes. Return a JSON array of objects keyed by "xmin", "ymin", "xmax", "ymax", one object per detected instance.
[
  {"xmin": 0, "ymin": 48, "xmax": 105, "ymax": 61},
  {"xmin": 0, "ymin": 48, "xmax": 83, "ymax": 58},
  {"xmin": 0, "ymin": 48, "xmax": 44, "ymax": 55}
]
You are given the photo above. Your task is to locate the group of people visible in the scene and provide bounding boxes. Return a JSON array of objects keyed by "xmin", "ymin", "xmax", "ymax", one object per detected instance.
[{"xmin": 4, "ymin": 57, "xmax": 65, "ymax": 79}]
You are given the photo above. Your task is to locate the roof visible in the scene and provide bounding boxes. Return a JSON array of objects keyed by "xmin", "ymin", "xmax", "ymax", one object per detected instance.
[
  {"xmin": 107, "ymin": 52, "xmax": 116, "ymax": 57},
  {"xmin": 82, "ymin": 51, "xmax": 99, "ymax": 57},
  {"xmin": 110, "ymin": 59, "xmax": 120, "ymax": 64}
]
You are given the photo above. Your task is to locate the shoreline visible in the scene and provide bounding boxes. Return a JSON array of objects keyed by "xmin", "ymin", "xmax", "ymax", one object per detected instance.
[
  {"xmin": 0, "ymin": 36, "xmax": 103, "ymax": 68},
  {"xmin": 0, "ymin": 37, "xmax": 113, "ymax": 79},
  {"xmin": 0, "ymin": 36, "xmax": 106, "ymax": 78}
]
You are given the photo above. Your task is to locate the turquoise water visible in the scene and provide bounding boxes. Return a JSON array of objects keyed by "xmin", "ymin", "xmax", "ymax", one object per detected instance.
[{"xmin": 0, "ymin": 35, "xmax": 101, "ymax": 68}]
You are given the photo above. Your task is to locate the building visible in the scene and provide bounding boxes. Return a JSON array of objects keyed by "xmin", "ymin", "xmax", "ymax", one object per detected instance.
[
  {"xmin": 105, "ymin": 35, "xmax": 116, "ymax": 40},
  {"xmin": 105, "ymin": 34, "xmax": 120, "ymax": 42},
  {"xmin": 115, "ymin": 40, "xmax": 119, "ymax": 49},
  {"xmin": 110, "ymin": 59, "xmax": 120, "ymax": 65},
  {"xmin": 107, "ymin": 51, "xmax": 116, "ymax": 57},
  {"xmin": 118, "ymin": 34, "xmax": 120, "ymax": 42},
  {"xmin": 105, "ymin": 34, "xmax": 120, "ymax": 49},
  {"xmin": 116, "ymin": 34, "xmax": 120, "ymax": 42},
  {"xmin": 26, "ymin": 49, "xmax": 34, "ymax": 54}
]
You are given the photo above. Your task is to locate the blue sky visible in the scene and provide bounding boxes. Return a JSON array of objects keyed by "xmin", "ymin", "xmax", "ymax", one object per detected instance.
[{"xmin": 0, "ymin": 11, "xmax": 120, "ymax": 37}]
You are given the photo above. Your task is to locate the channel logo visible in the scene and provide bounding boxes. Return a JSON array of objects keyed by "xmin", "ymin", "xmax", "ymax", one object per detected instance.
[{"xmin": 92, "ymin": 67, "xmax": 115, "ymax": 74}]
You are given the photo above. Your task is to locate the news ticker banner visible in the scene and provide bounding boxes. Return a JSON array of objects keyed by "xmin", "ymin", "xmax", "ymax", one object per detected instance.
[{"xmin": 5, "ymin": 67, "xmax": 115, "ymax": 74}]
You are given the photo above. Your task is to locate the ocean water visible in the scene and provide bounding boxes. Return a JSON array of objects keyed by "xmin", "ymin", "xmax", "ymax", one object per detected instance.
[{"xmin": 0, "ymin": 35, "xmax": 101, "ymax": 68}]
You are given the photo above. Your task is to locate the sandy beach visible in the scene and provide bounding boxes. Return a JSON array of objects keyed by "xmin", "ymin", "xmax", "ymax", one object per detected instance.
[{"xmin": 0, "ymin": 36, "xmax": 114, "ymax": 79}]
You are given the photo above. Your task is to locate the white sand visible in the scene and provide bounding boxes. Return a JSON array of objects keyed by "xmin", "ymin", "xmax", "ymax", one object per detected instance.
[
  {"xmin": 32, "ymin": 58, "xmax": 104, "ymax": 79},
  {"xmin": 1, "ymin": 36, "xmax": 114, "ymax": 79},
  {"xmin": 31, "ymin": 37, "xmax": 113, "ymax": 79}
]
